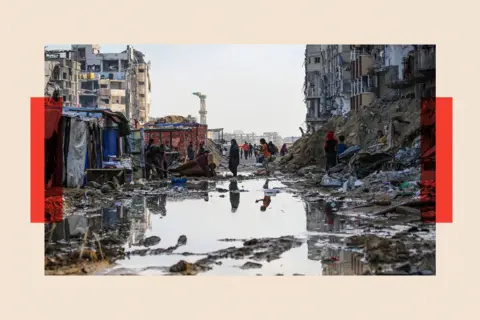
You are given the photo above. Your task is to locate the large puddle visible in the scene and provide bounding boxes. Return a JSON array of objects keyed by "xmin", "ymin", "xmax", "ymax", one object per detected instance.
[{"xmin": 46, "ymin": 178, "xmax": 436, "ymax": 276}]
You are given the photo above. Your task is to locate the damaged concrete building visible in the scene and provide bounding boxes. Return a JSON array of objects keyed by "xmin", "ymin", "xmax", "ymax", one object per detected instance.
[
  {"xmin": 350, "ymin": 45, "xmax": 436, "ymax": 110},
  {"xmin": 304, "ymin": 45, "xmax": 352, "ymax": 133},
  {"xmin": 304, "ymin": 45, "xmax": 436, "ymax": 133},
  {"xmin": 44, "ymin": 50, "xmax": 82, "ymax": 107},
  {"xmin": 50, "ymin": 44, "xmax": 152, "ymax": 123}
]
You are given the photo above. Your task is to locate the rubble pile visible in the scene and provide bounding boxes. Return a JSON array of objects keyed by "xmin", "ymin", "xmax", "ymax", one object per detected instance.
[
  {"xmin": 280, "ymin": 98, "xmax": 421, "ymax": 174},
  {"xmin": 206, "ymin": 138, "xmax": 223, "ymax": 165},
  {"xmin": 279, "ymin": 127, "xmax": 332, "ymax": 173},
  {"xmin": 148, "ymin": 115, "xmax": 195, "ymax": 124}
]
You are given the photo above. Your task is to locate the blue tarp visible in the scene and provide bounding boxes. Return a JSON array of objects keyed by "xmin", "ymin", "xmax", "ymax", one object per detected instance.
[{"xmin": 103, "ymin": 128, "xmax": 118, "ymax": 161}]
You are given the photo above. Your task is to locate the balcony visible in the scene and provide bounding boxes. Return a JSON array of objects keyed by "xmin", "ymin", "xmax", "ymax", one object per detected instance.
[
  {"xmin": 110, "ymin": 89, "xmax": 126, "ymax": 97},
  {"xmin": 99, "ymin": 88, "xmax": 110, "ymax": 96},
  {"xmin": 137, "ymin": 73, "xmax": 146, "ymax": 82},
  {"xmin": 414, "ymin": 47, "xmax": 435, "ymax": 78},
  {"xmin": 109, "ymin": 104, "xmax": 126, "ymax": 114},
  {"xmin": 305, "ymin": 87, "xmax": 322, "ymax": 99}
]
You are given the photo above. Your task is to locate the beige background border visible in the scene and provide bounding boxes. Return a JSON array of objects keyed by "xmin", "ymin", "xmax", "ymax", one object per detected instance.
[{"xmin": 2, "ymin": 0, "xmax": 475, "ymax": 318}]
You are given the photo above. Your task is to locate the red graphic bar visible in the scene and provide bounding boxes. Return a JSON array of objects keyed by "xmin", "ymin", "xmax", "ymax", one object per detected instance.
[
  {"xmin": 31, "ymin": 97, "xmax": 64, "ymax": 223},
  {"xmin": 31, "ymin": 98, "xmax": 45, "ymax": 223},
  {"xmin": 436, "ymin": 97, "xmax": 452, "ymax": 223}
]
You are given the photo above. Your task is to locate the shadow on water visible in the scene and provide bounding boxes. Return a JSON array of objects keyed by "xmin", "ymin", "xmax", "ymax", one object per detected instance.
[{"xmin": 45, "ymin": 178, "xmax": 435, "ymax": 276}]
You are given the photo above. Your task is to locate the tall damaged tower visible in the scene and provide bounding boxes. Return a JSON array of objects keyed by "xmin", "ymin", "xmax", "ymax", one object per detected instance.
[{"xmin": 192, "ymin": 92, "xmax": 207, "ymax": 125}]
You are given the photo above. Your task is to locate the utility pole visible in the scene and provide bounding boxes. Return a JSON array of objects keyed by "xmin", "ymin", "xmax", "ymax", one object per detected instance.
[{"xmin": 125, "ymin": 45, "xmax": 131, "ymax": 120}]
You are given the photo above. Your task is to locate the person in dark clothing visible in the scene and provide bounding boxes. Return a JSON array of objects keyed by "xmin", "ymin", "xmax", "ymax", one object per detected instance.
[
  {"xmin": 324, "ymin": 131, "xmax": 338, "ymax": 170},
  {"xmin": 198, "ymin": 142, "xmax": 206, "ymax": 157},
  {"xmin": 187, "ymin": 141, "xmax": 195, "ymax": 161},
  {"xmin": 280, "ymin": 143, "xmax": 288, "ymax": 156},
  {"xmin": 248, "ymin": 143, "xmax": 253, "ymax": 157},
  {"xmin": 337, "ymin": 135, "xmax": 347, "ymax": 157},
  {"xmin": 268, "ymin": 141, "xmax": 278, "ymax": 155},
  {"xmin": 228, "ymin": 139, "xmax": 240, "ymax": 177},
  {"xmin": 145, "ymin": 138, "xmax": 154, "ymax": 153},
  {"xmin": 145, "ymin": 145, "xmax": 161, "ymax": 180},
  {"xmin": 158, "ymin": 144, "xmax": 169, "ymax": 179}
]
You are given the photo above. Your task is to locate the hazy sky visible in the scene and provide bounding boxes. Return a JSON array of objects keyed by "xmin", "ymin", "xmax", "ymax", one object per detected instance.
[{"xmin": 46, "ymin": 44, "xmax": 306, "ymax": 137}]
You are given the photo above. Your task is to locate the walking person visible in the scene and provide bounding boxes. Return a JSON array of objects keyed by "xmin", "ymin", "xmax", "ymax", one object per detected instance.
[
  {"xmin": 324, "ymin": 131, "xmax": 338, "ymax": 170},
  {"xmin": 280, "ymin": 143, "xmax": 287, "ymax": 156},
  {"xmin": 228, "ymin": 139, "xmax": 240, "ymax": 177},
  {"xmin": 259, "ymin": 138, "xmax": 271, "ymax": 170},
  {"xmin": 240, "ymin": 146, "xmax": 244, "ymax": 160},
  {"xmin": 243, "ymin": 141, "xmax": 249, "ymax": 160},
  {"xmin": 248, "ymin": 143, "xmax": 253, "ymax": 158},
  {"xmin": 268, "ymin": 141, "xmax": 278, "ymax": 155},
  {"xmin": 159, "ymin": 143, "xmax": 169, "ymax": 179},
  {"xmin": 187, "ymin": 141, "xmax": 195, "ymax": 161},
  {"xmin": 197, "ymin": 141, "xmax": 206, "ymax": 157}
]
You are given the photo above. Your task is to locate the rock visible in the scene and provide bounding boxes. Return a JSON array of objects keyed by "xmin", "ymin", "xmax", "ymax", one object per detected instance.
[
  {"xmin": 396, "ymin": 206, "xmax": 421, "ymax": 215},
  {"xmin": 100, "ymin": 184, "xmax": 113, "ymax": 193},
  {"xmin": 345, "ymin": 234, "xmax": 377, "ymax": 247},
  {"xmin": 364, "ymin": 236, "xmax": 410, "ymax": 264},
  {"xmin": 293, "ymin": 273, "xmax": 305, "ymax": 276},
  {"xmin": 86, "ymin": 181, "xmax": 102, "ymax": 189},
  {"xmin": 297, "ymin": 165, "xmax": 317, "ymax": 177},
  {"xmin": 169, "ymin": 260, "xmax": 189, "ymax": 273},
  {"xmin": 142, "ymin": 236, "xmax": 161, "ymax": 247},
  {"xmin": 216, "ymin": 188, "xmax": 229, "ymax": 193},
  {"xmin": 240, "ymin": 261, "xmax": 262, "ymax": 269},
  {"xmin": 243, "ymin": 239, "xmax": 259, "ymax": 246},
  {"xmin": 177, "ymin": 235, "xmax": 187, "ymax": 246}
]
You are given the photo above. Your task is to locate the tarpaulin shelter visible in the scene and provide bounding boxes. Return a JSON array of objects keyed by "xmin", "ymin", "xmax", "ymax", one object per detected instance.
[{"xmin": 45, "ymin": 106, "xmax": 132, "ymax": 189}]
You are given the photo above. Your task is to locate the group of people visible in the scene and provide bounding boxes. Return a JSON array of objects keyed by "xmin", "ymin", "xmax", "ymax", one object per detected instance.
[
  {"xmin": 228, "ymin": 138, "xmax": 282, "ymax": 177},
  {"xmin": 323, "ymin": 129, "xmax": 387, "ymax": 170},
  {"xmin": 240, "ymin": 142, "xmax": 254, "ymax": 160}
]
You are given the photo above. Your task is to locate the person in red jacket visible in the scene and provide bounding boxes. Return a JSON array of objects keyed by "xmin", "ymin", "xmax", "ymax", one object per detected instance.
[
  {"xmin": 242, "ymin": 141, "xmax": 249, "ymax": 160},
  {"xmin": 324, "ymin": 131, "xmax": 338, "ymax": 170}
]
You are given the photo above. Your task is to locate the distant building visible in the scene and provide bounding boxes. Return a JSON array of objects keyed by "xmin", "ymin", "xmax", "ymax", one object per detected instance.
[
  {"xmin": 44, "ymin": 50, "xmax": 81, "ymax": 107},
  {"xmin": 223, "ymin": 131, "xmax": 283, "ymax": 146},
  {"xmin": 67, "ymin": 44, "xmax": 152, "ymax": 123}
]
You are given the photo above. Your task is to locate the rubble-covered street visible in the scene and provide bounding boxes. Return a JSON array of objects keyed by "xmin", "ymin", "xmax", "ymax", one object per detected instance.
[{"xmin": 45, "ymin": 141, "xmax": 435, "ymax": 276}]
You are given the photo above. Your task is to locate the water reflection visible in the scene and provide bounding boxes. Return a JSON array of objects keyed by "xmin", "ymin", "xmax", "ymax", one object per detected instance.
[
  {"xmin": 304, "ymin": 201, "xmax": 343, "ymax": 233},
  {"xmin": 45, "ymin": 197, "xmax": 152, "ymax": 250},
  {"xmin": 304, "ymin": 201, "xmax": 368, "ymax": 275},
  {"xmin": 229, "ymin": 179, "xmax": 240, "ymax": 212},
  {"xmin": 255, "ymin": 179, "xmax": 275, "ymax": 212}
]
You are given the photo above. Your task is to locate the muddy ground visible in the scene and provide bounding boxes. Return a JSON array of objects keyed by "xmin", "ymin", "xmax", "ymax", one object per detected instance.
[{"xmin": 44, "ymin": 155, "xmax": 435, "ymax": 276}]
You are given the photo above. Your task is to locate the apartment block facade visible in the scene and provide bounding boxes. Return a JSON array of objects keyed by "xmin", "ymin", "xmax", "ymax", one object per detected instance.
[
  {"xmin": 44, "ymin": 50, "xmax": 81, "ymax": 106},
  {"xmin": 66, "ymin": 44, "xmax": 151, "ymax": 123},
  {"xmin": 350, "ymin": 45, "xmax": 436, "ymax": 111},
  {"xmin": 304, "ymin": 45, "xmax": 352, "ymax": 133}
]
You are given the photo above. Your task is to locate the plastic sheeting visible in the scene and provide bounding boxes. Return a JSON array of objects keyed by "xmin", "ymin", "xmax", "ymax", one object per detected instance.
[{"xmin": 66, "ymin": 119, "xmax": 88, "ymax": 188}]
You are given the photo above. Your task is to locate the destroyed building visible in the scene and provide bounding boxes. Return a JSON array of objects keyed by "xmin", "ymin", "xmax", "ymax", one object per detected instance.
[
  {"xmin": 44, "ymin": 50, "xmax": 82, "ymax": 107},
  {"xmin": 47, "ymin": 44, "xmax": 152, "ymax": 123},
  {"xmin": 304, "ymin": 45, "xmax": 436, "ymax": 133},
  {"xmin": 304, "ymin": 45, "xmax": 352, "ymax": 133}
]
